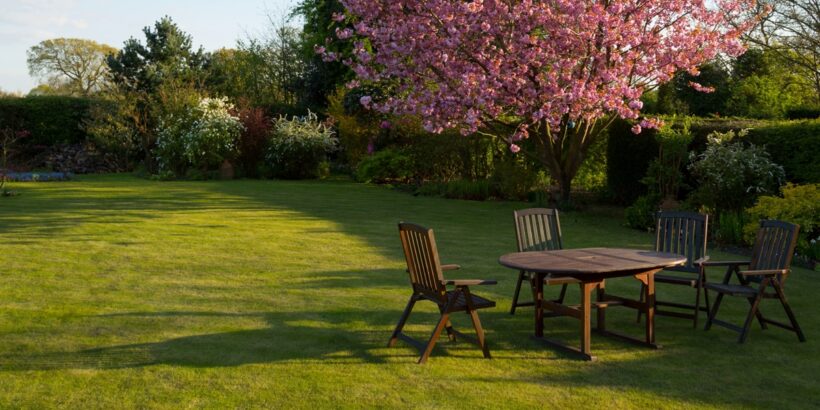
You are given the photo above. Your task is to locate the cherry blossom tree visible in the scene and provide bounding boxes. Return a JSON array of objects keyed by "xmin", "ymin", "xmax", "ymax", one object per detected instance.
[{"xmin": 327, "ymin": 0, "xmax": 765, "ymax": 201}]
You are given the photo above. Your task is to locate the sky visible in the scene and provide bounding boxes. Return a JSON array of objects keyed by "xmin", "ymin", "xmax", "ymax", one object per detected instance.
[{"xmin": 0, "ymin": 0, "xmax": 298, "ymax": 93}]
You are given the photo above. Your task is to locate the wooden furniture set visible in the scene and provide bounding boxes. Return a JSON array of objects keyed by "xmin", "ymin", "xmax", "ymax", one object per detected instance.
[{"xmin": 389, "ymin": 210, "xmax": 805, "ymax": 363}]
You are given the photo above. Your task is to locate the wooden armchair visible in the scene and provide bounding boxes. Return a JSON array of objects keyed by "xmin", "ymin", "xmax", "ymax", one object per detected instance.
[
  {"xmin": 510, "ymin": 208, "xmax": 580, "ymax": 315},
  {"xmin": 702, "ymin": 220, "xmax": 805, "ymax": 343},
  {"xmin": 390, "ymin": 222, "xmax": 497, "ymax": 364},
  {"xmin": 637, "ymin": 211, "xmax": 711, "ymax": 327}
]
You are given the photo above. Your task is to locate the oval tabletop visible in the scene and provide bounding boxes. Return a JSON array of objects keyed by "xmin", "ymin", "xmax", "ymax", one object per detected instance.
[{"xmin": 498, "ymin": 247, "xmax": 687, "ymax": 278}]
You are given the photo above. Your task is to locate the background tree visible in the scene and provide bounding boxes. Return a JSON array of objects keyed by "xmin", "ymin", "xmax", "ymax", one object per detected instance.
[
  {"xmin": 107, "ymin": 16, "xmax": 207, "ymax": 94},
  {"xmin": 26, "ymin": 38, "xmax": 117, "ymax": 96},
  {"xmin": 335, "ymin": 0, "xmax": 762, "ymax": 201},
  {"xmin": 207, "ymin": 16, "xmax": 305, "ymax": 109},
  {"xmin": 745, "ymin": 0, "xmax": 820, "ymax": 104},
  {"xmin": 656, "ymin": 62, "xmax": 732, "ymax": 116},
  {"xmin": 105, "ymin": 17, "xmax": 208, "ymax": 172},
  {"xmin": 292, "ymin": 0, "xmax": 350, "ymax": 108}
]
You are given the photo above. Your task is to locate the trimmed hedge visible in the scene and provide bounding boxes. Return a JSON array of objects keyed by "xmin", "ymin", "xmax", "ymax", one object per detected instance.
[
  {"xmin": 0, "ymin": 96, "xmax": 91, "ymax": 146},
  {"xmin": 606, "ymin": 118, "xmax": 658, "ymax": 204},
  {"xmin": 605, "ymin": 117, "xmax": 818, "ymax": 204},
  {"xmin": 746, "ymin": 119, "xmax": 820, "ymax": 183}
]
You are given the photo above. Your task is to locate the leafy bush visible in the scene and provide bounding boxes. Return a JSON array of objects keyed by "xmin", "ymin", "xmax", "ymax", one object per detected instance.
[
  {"xmin": 688, "ymin": 129, "xmax": 784, "ymax": 214},
  {"xmin": 491, "ymin": 159, "xmax": 539, "ymax": 201},
  {"xmin": 0, "ymin": 96, "xmax": 91, "ymax": 146},
  {"xmin": 155, "ymin": 97, "xmax": 242, "ymax": 175},
  {"xmin": 625, "ymin": 194, "xmax": 660, "ymax": 231},
  {"xmin": 641, "ymin": 120, "xmax": 693, "ymax": 200},
  {"xmin": 744, "ymin": 184, "xmax": 820, "ymax": 260},
  {"xmin": 236, "ymin": 106, "xmax": 270, "ymax": 177},
  {"xmin": 266, "ymin": 111, "xmax": 337, "ymax": 179},
  {"xmin": 183, "ymin": 98, "xmax": 242, "ymax": 169},
  {"xmin": 355, "ymin": 149, "xmax": 413, "ymax": 184}
]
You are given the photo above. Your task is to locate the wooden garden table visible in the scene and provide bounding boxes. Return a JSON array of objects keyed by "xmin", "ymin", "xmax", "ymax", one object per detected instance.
[{"xmin": 498, "ymin": 248, "xmax": 686, "ymax": 361}]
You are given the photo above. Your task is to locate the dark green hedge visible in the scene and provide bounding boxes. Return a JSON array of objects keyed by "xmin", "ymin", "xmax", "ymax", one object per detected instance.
[
  {"xmin": 746, "ymin": 120, "xmax": 820, "ymax": 183},
  {"xmin": 0, "ymin": 96, "xmax": 91, "ymax": 146},
  {"xmin": 606, "ymin": 118, "xmax": 658, "ymax": 204},
  {"xmin": 605, "ymin": 117, "xmax": 819, "ymax": 204}
]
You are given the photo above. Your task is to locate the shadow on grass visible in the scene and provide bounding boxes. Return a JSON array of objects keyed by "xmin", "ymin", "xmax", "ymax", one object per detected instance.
[{"xmin": 0, "ymin": 308, "xmax": 514, "ymax": 370}]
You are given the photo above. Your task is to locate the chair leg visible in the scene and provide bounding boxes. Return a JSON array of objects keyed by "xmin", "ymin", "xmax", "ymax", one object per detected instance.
[
  {"xmin": 440, "ymin": 305, "xmax": 456, "ymax": 342},
  {"xmin": 705, "ymin": 292, "xmax": 725, "ymax": 331},
  {"xmin": 510, "ymin": 271, "xmax": 527, "ymax": 315},
  {"xmin": 746, "ymin": 296, "xmax": 768, "ymax": 330},
  {"xmin": 419, "ymin": 312, "xmax": 451, "ymax": 364},
  {"xmin": 772, "ymin": 279, "xmax": 807, "ymax": 342},
  {"xmin": 636, "ymin": 283, "xmax": 646, "ymax": 323},
  {"xmin": 556, "ymin": 284, "xmax": 568, "ymax": 304},
  {"xmin": 739, "ymin": 281, "xmax": 768, "ymax": 344},
  {"xmin": 467, "ymin": 308, "xmax": 491, "ymax": 359},
  {"xmin": 389, "ymin": 294, "xmax": 418, "ymax": 347},
  {"xmin": 693, "ymin": 278, "xmax": 703, "ymax": 329}
]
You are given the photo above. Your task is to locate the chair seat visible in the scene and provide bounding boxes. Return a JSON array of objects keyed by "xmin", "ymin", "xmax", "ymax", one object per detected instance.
[
  {"xmin": 705, "ymin": 282, "xmax": 757, "ymax": 296},
  {"xmin": 655, "ymin": 273, "xmax": 698, "ymax": 287},
  {"xmin": 444, "ymin": 290, "xmax": 496, "ymax": 311}
]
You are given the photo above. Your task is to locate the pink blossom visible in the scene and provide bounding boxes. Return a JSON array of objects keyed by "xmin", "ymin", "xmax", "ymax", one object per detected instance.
[
  {"xmin": 332, "ymin": 12, "xmax": 346, "ymax": 22},
  {"xmin": 631, "ymin": 124, "xmax": 642, "ymax": 134},
  {"xmin": 338, "ymin": 0, "xmax": 761, "ymax": 159},
  {"xmin": 380, "ymin": 120, "xmax": 392, "ymax": 129},
  {"xmin": 335, "ymin": 28, "xmax": 354, "ymax": 40},
  {"xmin": 313, "ymin": 45, "xmax": 325, "ymax": 55},
  {"xmin": 689, "ymin": 81, "xmax": 716, "ymax": 93},
  {"xmin": 359, "ymin": 95, "xmax": 372, "ymax": 108},
  {"xmin": 509, "ymin": 144, "xmax": 521, "ymax": 153}
]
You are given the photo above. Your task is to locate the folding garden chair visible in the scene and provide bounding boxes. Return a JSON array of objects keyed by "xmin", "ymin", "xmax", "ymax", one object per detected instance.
[
  {"xmin": 703, "ymin": 220, "xmax": 805, "ymax": 343},
  {"xmin": 390, "ymin": 222, "xmax": 497, "ymax": 364},
  {"xmin": 637, "ymin": 211, "xmax": 711, "ymax": 327},
  {"xmin": 510, "ymin": 208, "xmax": 579, "ymax": 315}
]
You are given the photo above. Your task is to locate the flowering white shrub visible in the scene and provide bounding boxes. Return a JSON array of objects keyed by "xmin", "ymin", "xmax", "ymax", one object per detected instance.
[
  {"xmin": 688, "ymin": 129, "xmax": 785, "ymax": 213},
  {"xmin": 156, "ymin": 97, "xmax": 243, "ymax": 174},
  {"xmin": 266, "ymin": 111, "xmax": 337, "ymax": 179}
]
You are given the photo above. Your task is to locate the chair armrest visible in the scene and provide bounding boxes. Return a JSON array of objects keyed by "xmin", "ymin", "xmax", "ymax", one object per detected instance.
[
  {"xmin": 698, "ymin": 260, "xmax": 750, "ymax": 267},
  {"xmin": 443, "ymin": 279, "xmax": 497, "ymax": 286},
  {"xmin": 739, "ymin": 269, "xmax": 789, "ymax": 277},
  {"xmin": 441, "ymin": 264, "xmax": 461, "ymax": 271},
  {"xmin": 693, "ymin": 256, "xmax": 710, "ymax": 266}
]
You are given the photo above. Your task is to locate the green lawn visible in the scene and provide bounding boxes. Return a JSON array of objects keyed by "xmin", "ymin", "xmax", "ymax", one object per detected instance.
[{"xmin": 0, "ymin": 175, "xmax": 818, "ymax": 408}]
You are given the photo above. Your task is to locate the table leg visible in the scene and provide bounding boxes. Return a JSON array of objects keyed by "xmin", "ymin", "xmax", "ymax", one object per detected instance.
[
  {"xmin": 596, "ymin": 280, "xmax": 606, "ymax": 332},
  {"xmin": 535, "ymin": 273, "xmax": 544, "ymax": 338},
  {"xmin": 645, "ymin": 273, "xmax": 656, "ymax": 344},
  {"xmin": 580, "ymin": 282, "xmax": 594, "ymax": 357}
]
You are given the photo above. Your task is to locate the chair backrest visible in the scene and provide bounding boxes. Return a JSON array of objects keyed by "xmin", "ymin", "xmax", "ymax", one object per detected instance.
[
  {"xmin": 398, "ymin": 222, "xmax": 447, "ymax": 299},
  {"xmin": 654, "ymin": 211, "xmax": 709, "ymax": 273},
  {"xmin": 513, "ymin": 208, "xmax": 563, "ymax": 252},
  {"xmin": 749, "ymin": 220, "xmax": 800, "ymax": 282}
]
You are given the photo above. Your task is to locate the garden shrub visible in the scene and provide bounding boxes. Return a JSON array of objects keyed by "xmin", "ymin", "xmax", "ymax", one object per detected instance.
[
  {"xmin": 155, "ymin": 97, "xmax": 242, "ymax": 175},
  {"xmin": 0, "ymin": 96, "xmax": 91, "ymax": 146},
  {"xmin": 266, "ymin": 111, "xmax": 337, "ymax": 179},
  {"xmin": 355, "ymin": 149, "xmax": 413, "ymax": 184},
  {"xmin": 625, "ymin": 194, "xmax": 660, "ymax": 231},
  {"xmin": 688, "ymin": 129, "xmax": 784, "ymax": 214},
  {"xmin": 640, "ymin": 120, "xmax": 693, "ymax": 201},
  {"xmin": 236, "ymin": 106, "xmax": 271, "ymax": 177},
  {"xmin": 744, "ymin": 183, "xmax": 820, "ymax": 261},
  {"xmin": 491, "ymin": 159, "xmax": 540, "ymax": 201}
]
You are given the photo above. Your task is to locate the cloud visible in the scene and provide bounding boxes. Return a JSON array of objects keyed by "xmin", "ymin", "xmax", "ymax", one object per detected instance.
[{"xmin": 0, "ymin": 0, "xmax": 88, "ymax": 44}]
